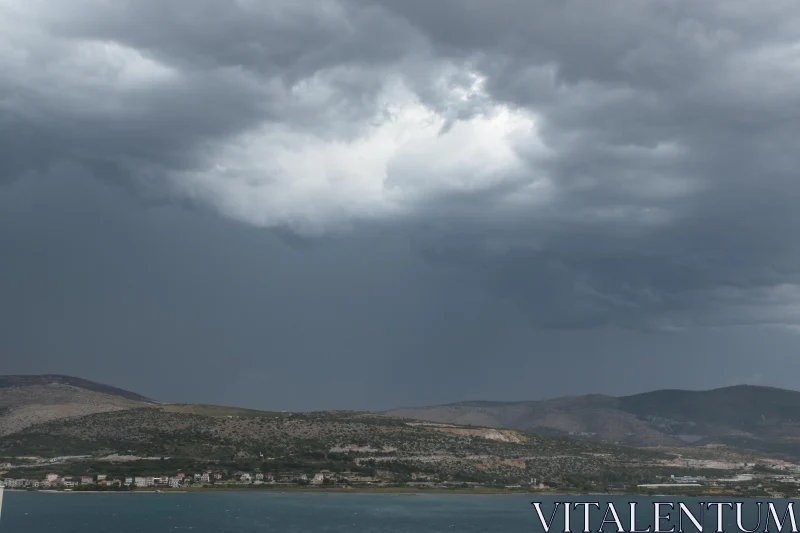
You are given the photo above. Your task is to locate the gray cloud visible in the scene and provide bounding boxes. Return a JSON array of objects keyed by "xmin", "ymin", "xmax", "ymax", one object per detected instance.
[
  {"xmin": 376, "ymin": 0, "xmax": 800, "ymax": 329},
  {"xmin": 2, "ymin": 0, "xmax": 800, "ymax": 336}
]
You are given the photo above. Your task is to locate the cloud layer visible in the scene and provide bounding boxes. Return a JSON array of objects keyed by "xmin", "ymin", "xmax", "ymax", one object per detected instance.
[{"xmin": 3, "ymin": 0, "xmax": 800, "ymax": 330}]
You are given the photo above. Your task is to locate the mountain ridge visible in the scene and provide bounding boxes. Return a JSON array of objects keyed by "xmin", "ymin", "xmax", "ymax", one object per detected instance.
[
  {"xmin": 0, "ymin": 374, "xmax": 155, "ymax": 403},
  {"xmin": 389, "ymin": 385, "xmax": 793, "ymax": 411},
  {"xmin": 4, "ymin": 374, "xmax": 800, "ymax": 458},
  {"xmin": 2, "ymin": 374, "xmax": 800, "ymax": 490},
  {"xmin": 384, "ymin": 384, "xmax": 800, "ymax": 458},
  {"xmin": 0, "ymin": 374, "xmax": 154, "ymax": 437}
]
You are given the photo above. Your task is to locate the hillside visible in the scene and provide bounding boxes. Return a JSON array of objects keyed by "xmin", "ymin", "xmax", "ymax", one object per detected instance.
[
  {"xmin": 0, "ymin": 374, "xmax": 677, "ymax": 489},
  {"xmin": 0, "ymin": 374, "xmax": 153, "ymax": 436},
  {"xmin": 2, "ymin": 375, "xmax": 799, "ymax": 492},
  {"xmin": 0, "ymin": 406, "xmax": 667, "ymax": 489},
  {"xmin": 384, "ymin": 385, "xmax": 800, "ymax": 458},
  {"xmin": 0, "ymin": 375, "xmax": 154, "ymax": 403}
]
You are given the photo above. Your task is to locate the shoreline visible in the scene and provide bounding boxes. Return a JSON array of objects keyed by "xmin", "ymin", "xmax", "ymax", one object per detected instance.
[{"xmin": 6, "ymin": 487, "xmax": 774, "ymax": 498}]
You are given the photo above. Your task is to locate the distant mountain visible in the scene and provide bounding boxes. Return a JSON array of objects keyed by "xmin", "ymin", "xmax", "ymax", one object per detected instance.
[
  {"xmin": 4, "ymin": 373, "xmax": 800, "ymax": 469},
  {"xmin": 0, "ymin": 374, "xmax": 154, "ymax": 436},
  {"xmin": 0, "ymin": 374, "xmax": 154, "ymax": 403},
  {"xmin": 384, "ymin": 385, "xmax": 800, "ymax": 458}
]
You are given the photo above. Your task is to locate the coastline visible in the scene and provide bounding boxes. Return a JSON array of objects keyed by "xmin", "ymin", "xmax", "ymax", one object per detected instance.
[{"xmin": 6, "ymin": 487, "xmax": 772, "ymax": 498}]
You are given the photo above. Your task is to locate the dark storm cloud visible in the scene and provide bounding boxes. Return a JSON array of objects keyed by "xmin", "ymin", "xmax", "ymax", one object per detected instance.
[
  {"xmin": 2, "ymin": 0, "xmax": 800, "ymax": 333},
  {"xmin": 374, "ymin": 0, "xmax": 800, "ymax": 329},
  {"xmin": 0, "ymin": 0, "xmax": 419, "ymax": 188}
]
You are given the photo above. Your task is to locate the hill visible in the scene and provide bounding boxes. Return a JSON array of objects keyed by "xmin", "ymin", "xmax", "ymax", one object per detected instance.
[
  {"xmin": 0, "ymin": 374, "xmax": 677, "ymax": 489},
  {"xmin": 0, "ymin": 374, "xmax": 153, "ymax": 436},
  {"xmin": 0, "ymin": 407, "xmax": 672, "ymax": 489},
  {"xmin": 0, "ymin": 375, "xmax": 154, "ymax": 403},
  {"xmin": 384, "ymin": 385, "xmax": 800, "ymax": 458},
  {"xmin": 2, "ymin": 375, "xmax": 797, "ymax": 492}
]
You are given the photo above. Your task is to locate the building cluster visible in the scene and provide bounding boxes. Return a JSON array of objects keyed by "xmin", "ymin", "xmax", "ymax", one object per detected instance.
[
  {"xmin": 637, "ymin": 470, "xmax": 800, "ymax": 497},
  {"xmin": 0, "ymin": 470, "xmax": 339, "ymax": 489},
  {"xmin": 1, "ymin": 473, "xmax": 117, "ymax": 489},
  {"xmin": 679, "ymin": 458, "xmax": 800, "ymax": 473},
  {"xmin": 131, "ymin": 471, "xmax": 229, "ymax": 488}
]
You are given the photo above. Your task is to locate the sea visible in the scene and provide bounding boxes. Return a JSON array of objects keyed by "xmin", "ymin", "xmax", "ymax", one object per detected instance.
[{"xmin": 0, "ymin": 491, "xmax": 791, "ymax": 532}]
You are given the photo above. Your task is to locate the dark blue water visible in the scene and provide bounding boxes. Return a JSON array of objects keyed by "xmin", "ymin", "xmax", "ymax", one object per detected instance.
[{"xmin": 0, "ymin": 491, "xmax": 791, "ymax": 532}]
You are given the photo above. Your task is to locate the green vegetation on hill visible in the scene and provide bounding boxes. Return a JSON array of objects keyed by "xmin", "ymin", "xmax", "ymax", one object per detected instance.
[
  {"xmin": 0, "ymin": 406, "xmax": 666, "ymax": 489},
  {"xmin": 161, "ymin": 404, "xmax": 285, "ymax": 418},
  {"xmin": 3, "ymin": 375, "xmax": 800, "ymax": 493}
]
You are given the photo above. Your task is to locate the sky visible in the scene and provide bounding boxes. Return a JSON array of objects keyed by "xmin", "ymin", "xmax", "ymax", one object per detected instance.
[{"xmin": 2, "ymin": 0, "xmax": 800, "ymax": 411}]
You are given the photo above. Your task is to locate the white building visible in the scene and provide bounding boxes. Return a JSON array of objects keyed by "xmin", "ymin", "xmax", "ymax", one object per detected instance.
[
  {"xmin": 716, "ymin": 474, "xmax": 754, "ymax": 483},
  {"xmin": 46, "ymin": 473, "xmax": 59, "ymax": 482}
]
